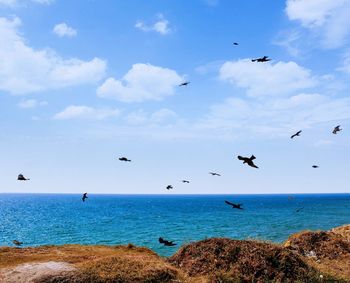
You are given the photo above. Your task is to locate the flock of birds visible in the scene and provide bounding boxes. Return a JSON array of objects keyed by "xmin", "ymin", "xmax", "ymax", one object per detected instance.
[{"xmin": 13, "ymin": 50, "xmax": 344, "ymax": 247}]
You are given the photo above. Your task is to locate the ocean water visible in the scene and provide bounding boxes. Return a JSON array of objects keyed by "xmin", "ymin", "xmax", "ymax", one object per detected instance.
[{"xmin": 0, "ymin": 193, "xmax": 349, "ymax": 257}]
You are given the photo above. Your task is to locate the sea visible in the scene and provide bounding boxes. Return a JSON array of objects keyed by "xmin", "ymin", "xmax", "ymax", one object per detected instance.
[{"xmin": 0, "ymin": 193, "xmax": 349, "ymax": 257}]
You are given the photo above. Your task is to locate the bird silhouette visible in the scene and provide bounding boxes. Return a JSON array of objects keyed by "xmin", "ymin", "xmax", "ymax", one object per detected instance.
[
  {"xmin": 166, "ymin": 185, "xmax": 173, "ymax": 190},
  {"xmin": 159, "ymin": 237, "xmax": 176, "ymax": 246},
  {"xmin": 291, "ymin": 130, "xmax": 302, "ymax": 139},
  {"xmin": 179, "ymin": 81, "xmax": 190, "ymax": 86},
  {"xmin": 119, "ymin": 157, "xmax": 131, "ymax": 162},
  {"xmin": 296, "ymin": 207, "xmax": 304, "ymax": 213},
  {"xmin": 209, "ymin": 172, "xmax": 221, "ymax": 176},
  {"xmin": 233, "ymin": 42, "xmax": 239, "ymax": 45},
  {"xmin": 12, "ymin": 240, "xmax": 23, "ymax": 246},
  {"xmin": 251, "ymin": 56, "xmax": 271, "ymax": 62},
  {"xmin": 332, "ymin": 125, "xmax": 342, "ymax": 134},
  {"xmin": 182, "ymin": 180, "xmax": 190, "ymax": 183},
  {"xmin": 312, "ymin": 165, "xmax": 319, "ymax": 168},
  {"xmin": 82, "ymin": 193, "xmax": 88, "ymax": 202},
  {"xmin": 225, "ymin": 200, "xmax": 243, "ymax": 210},
  {"xmin": 17, "ymin": 174, "xmax": 29, "ymax": 181},
  {"xmin": 237, "ymin": 155, "xmax": 259, "ymax": 168}
]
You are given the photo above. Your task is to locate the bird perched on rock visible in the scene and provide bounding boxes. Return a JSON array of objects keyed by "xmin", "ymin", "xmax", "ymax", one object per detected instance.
[
  {"xmin": 237, "ymin": 155, "xmax": 259, "ymax": 168},
  {"xmin": 82, "ymin": 193, "xmax": 88, "ymax": 202},
  {"xmin": 179, "ymin": 81, "xmax": 190, "ymax": 86},
  {"xmin": 12, "ymin": 240, "xmax": 23, "ymax": 246},
  {"xmin": 251, "ymin": 56, "xmax": 271, "ymax": 62},
  {"xmin": 225, "ymin": 200, "xmax": 244, "ymax": 210},
  {"xmin": 159, "ymin": 237, "xmax": 176, "ymax": 246},
  {"xmin": 182, "ymin": 180, "xmax": 190, "ymax": 183},
  {"xmin": 291, "ymin": 130, "xmax": 302, "ymax": 139},
  {"xmin": 166, "ymin": 185, "xmax": 173, "ymax": 190},
  {"xmin": 17, "ymin": 174, "xmax": 29, "ymax": 181},
  {"xmin": 332, "ymin": 125, "xmax": 342, "ymax": 134},
  {"xmin": 119, "ymin": 157, "xmax": 131, "ymax": 162}
]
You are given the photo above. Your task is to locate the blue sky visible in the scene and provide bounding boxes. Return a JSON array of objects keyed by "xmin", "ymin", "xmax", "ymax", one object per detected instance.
[{"xmin": 1, "ymin": 0, "xmax": 350, "ymax": 194}]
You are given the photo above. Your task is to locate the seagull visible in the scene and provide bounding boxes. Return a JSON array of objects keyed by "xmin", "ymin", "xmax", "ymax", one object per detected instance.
[
  {"xmin": 182, "ymin": 180, "xmax": 190, "ymax": 183},
  {"xmin": 179, "ymin": 81, "xmax": 190, "ymax": 87},
  {"xmin": 209, "ymin": 172, "xmax": 221, "ymax": 176},
  {"xmin": 237, "ymin": 155, "xmax": 259, "ymax": 168},
  {"xmin": 332, "ymin": 125, "xmax": 342, "ymax": 134},
  {"xmin": 251, "ymin": 56, "xmax": 271, "ymax": 62},
  {"xmin": 296, "ymin": 207, "xmax": 304, "ymax": 213},
  {"xmin": 159, "ymin": 237, "xmax": 176, "ymax": 246},
  {"xmin": 312, "ymin": 165, "xmax": 319, "ymax": 168},
  {"xmin": 12, "ymin": 240, "xmax": 23, "ymax": 246},
  {"xmin": 233, "ymin": 42, "xmax": 239, "ymax": 45},
  {"xmin": 166, "ymin": 185, "xmax": 173, "ymax": 190},
  {"xmin": 82, "ymin": 193, "xmax": 88, "ymax": 202},
  {"xmin": 119, "ymin": 157, "xmax": 131, "ymax": 162},
  {"xmin": 291, "ymin": 130, "xmax": 302, "ymax": 139},
  {"xmin": 225, "ymin": 200, "xmax": 243, "ymax": 210},
  {"xmin": 17, "ymin": 174, "xmax": 29, "ymax": 181}
]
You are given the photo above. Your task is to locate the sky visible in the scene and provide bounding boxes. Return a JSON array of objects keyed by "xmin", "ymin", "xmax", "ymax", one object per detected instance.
[{"xmin": 1, "ymin": 0, "xmax": 350, "ymax": 194}]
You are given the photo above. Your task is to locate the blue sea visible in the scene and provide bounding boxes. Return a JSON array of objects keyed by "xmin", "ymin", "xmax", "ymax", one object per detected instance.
[{"xmin": 0, "ymin": 194, "xmax": 349, "ymax": 256}]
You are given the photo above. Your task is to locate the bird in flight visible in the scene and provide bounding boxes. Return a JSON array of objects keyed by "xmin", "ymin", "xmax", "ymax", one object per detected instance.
[
  {"xmin": 332, "ymin": 125, "xmax": 342, "ymax": 134},
  {"xmin": 179, "ymin": 81, "xmax": 190, "ymax": 87},
  {"xmin": 12, "ymin": 240, "xmax": 23, "ymax": 246},
  {"xmin": 291, "ymin": 130, "xmax": 302, "ymax": 139},
  {"xmin": 296, "ymin": 207, "xmax": 304, "ymax": 213},
  {"xmin": 159, "ymin": 237, "xmax": 176, "ymax": 246},
  {"xmin": 233, "ymin": 42, "xmax": 239, "ymax": 45},
  {"xmin": 251, "ymin": 56, "xmax": 271, "ymax": 62},
  {"xmin": 17, "ymin": 174, "xmax": 29, "ymax": 181},
  {"xmin": 312, "ymin": 165, "xmax": 319, "ymax": 168},
  {"xmin": 82, "ymin": 193, "xmax": 88, "ymax": 202},
  {"xmin": 166, "ymin": 185, "xmax": 173, "ymax": 190},
  {"xmin": 225, "ymin": 200, "xmax": 244, "ymax": 210},
  {"xmin": 119, "ymin": 157, "xmax": 131, "ymax": 162},
  {"xmin": 182, "ymin": 180, "xmax": 190, "ymax": 183},
  {"xmin": 237, "ymin": 155, "xmax": 259, "ymax": 168},
  {"xmin": 209, "ymin": 172, "xmax": 221, "ymax": 176}
]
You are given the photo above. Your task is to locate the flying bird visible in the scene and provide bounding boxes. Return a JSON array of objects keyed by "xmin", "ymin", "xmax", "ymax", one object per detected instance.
[
  {"xmin": 166, "ymin": 185, "xmax": 173, "ymax": 190},
  {"xmin": 182, "ymin": 180, "xmax": 190, "ymax": 183},
  {"xmin": 332, "ymin": 125, "xmax": 342, "ymax": 134},
  {"xmin": 209, "ymin": 172, "xmax": 221, "ymax": 176},
  {"xmin": 225, "ymin": 200, "xmax": 244, "ymax": 210},
  {"xmin": 251, "ymin": 56, "xmax": 271, "ymax": 62},
  {"xmin": 291, "ymin": 130, "xmax": 302, "ymax": 139},
  {"xmin": 233, "ymin": 42, "xmax": 239, "ymax": 45},
  {"xmin": 82, "ymin": 193, "xmax": 88, "ymax": 202},
  {"xmin": 312, "ymin": 165, "xmax": 319, "ymax": 168},
  {"xmin": 237, "ymin": 155, "xmax": 259, "ymax": 168},
  {"xmin": 119, "ymin": 157, "xmax": 131, "ymax": 162},
  {"xmin": 179, "ymin": 81, "xmax": 190, "ymax": 87},
  {"xmin": 17, "ymin": 174, "xmax": 29, "ymax": 181},
  {"xmin": 296, "ymin": 207, "xmax": 304, "ymax": 213},
  {"xmin": 159, "ymin": 237, "xmax": 176, "ymax": 246},
  {"xmin": 12, "ymin": 240, "xmax": 23, "ymax": 246}
]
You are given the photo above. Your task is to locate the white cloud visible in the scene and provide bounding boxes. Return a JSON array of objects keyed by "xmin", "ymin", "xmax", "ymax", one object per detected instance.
[
  {"xmin": 135, "ymin": 14, "xmax": 171, "ymax": 35},
  {"xmin": 53, "ymin": 22, "xmax": 77, "ymax": 38},
  {"xmin": 0, "ymin": 17, "xmax": 106, "ymax": 95},
  {"xmin": 219, "ymin": 59, "xmax": 317, "ymax": 97},
  {"xmin": 0, "ymin": 0, "xmax": 53, "ymax": 6},
  {"xmin": 125, "ymin": 108, "xmax": 177, "ymax": 125},
  {"xmin": 338, "ymin": 50, "xmax": 350, "ymax": 74},
  {"xmin": 97, "ymin": 63, "xmax": 183, "ymax": 102},
  {"xmin": 18, "ymin": 98, "xmax": 47, "ymax": 108},
  {"xmin": 285, "ymin": 0, "xmax": 350, "ymax": 48},
  {"xmin": 54, "ymin": 105, "xmax": 120, "ymax": 120}
]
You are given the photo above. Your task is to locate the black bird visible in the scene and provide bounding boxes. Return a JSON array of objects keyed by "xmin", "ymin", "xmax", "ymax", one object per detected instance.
[
  {"xmin": 182, "ymin": 180, "xmax": 190, "ymax": 183},
  {"xmin": 225, "ymin": 200, "xmax": 243, "ymax": 210},
  {"xmin": 291, "ymin": 130, "xmax": 302, "ymax": 139},
  {"xmin": 209, "ymin": 172, "xmax": 221, "ymax": 176},
  {"xmin": 332, "ymin": 125, "xmax": 342, "ymax": 134},
  {"xmin": 237, "ymin": 155, "xmax": 259, "ymax": 168},
  {"xmin": 17, "ymin": 174, "xmax": 29, "ymax": 181},
  {"xmin": 166, "ymin": 185, "xmax": 173, "ymax": 190},
  {"xmin": 119, "ymin": 157, "xmax": 131, "ymax": 162},
  {"xmin": 179, "ymin": 81, "xmax": 190, "ymax": 86},
  {"xmin": 251, "ymin": 56, "xmax": 271, "ymax": 62},
  {"xmin": 82, "ymin": 192, "xmax": 88, "ymax": 202},
  {"xmin": 12, "ymin": 240, "xmax": 23, "ymax": 246},
  {"xmin": 233, "ymin": 42, "xmax": 239, "ymax": 45},
  {"xmin": 312, "ymin": 165, "xmax": 319, "ymax": 168},
  {"xmin": 296, "ymin": 207, "xmax": 304, "ymax": 213},
  {"xmin": 159, "ymin": 237, "xmax": 176, "ymax": 246}
]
